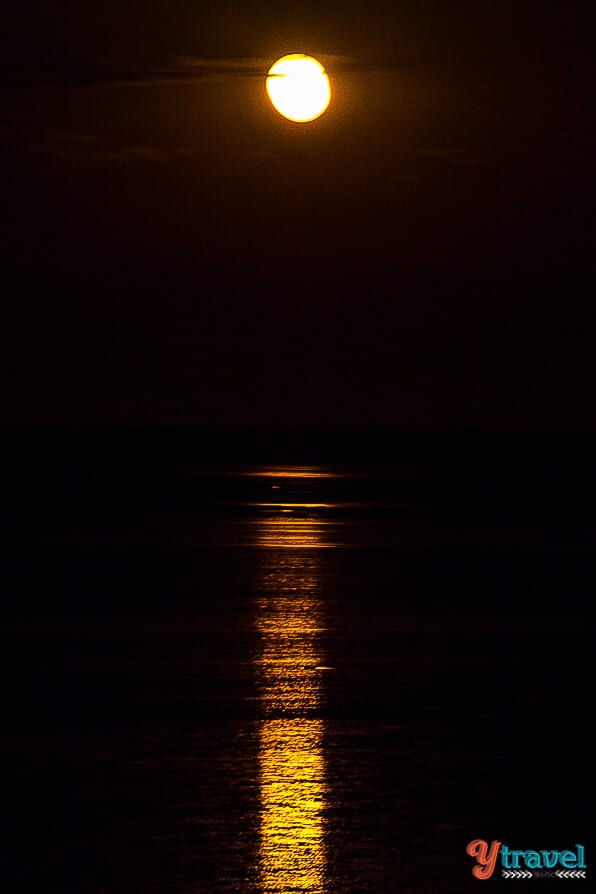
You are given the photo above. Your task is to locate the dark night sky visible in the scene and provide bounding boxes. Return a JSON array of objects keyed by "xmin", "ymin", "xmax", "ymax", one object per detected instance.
[{"xmin": 2, "ymin": 1, "xmax": 595, "ymax": 427}]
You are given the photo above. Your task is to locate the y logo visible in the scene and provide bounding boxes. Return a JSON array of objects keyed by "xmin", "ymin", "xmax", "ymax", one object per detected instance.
[{"xmin": 467, "ymin": 839, "xmax": 502, "ymax": 880}]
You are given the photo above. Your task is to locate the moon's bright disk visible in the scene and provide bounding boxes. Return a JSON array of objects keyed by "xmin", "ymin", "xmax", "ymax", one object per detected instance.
[{"xmin": 266, "ymin": 55, "xmax": 331, "ymax": 123}]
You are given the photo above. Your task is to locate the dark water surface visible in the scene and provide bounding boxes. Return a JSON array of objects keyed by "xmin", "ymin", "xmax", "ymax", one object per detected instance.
[{"xmin": 2, "ymin": 464, "xmax": 595, "ymax": 892}]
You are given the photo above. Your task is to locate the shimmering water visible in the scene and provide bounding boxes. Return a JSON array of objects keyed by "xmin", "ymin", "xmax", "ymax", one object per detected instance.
[{"xmin": 2, "ymin": 465, "xmax": 594, "ymax": 892}]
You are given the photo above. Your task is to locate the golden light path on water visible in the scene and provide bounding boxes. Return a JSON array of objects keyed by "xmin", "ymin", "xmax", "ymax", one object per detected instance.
[{"xmin": 253, "ymin": 468, "xmax": 329, "ymax": 893}]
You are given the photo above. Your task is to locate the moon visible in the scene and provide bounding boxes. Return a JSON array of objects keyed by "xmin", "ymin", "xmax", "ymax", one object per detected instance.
[{"xmin": 266, "ymin": 55, "xmax": 332, "ymax": 123}]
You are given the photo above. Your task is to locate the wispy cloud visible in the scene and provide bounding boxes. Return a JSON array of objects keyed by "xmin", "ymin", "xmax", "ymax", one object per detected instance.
[
  {"xmin": 3, "ymin": 53, "xmax": 360, "ymax": 89},
  {"xmin": 0, "ymin": 126, "xmax": 208, "ymax": 167},
  {"xmin": 418, "ymin": 147, "xmax": 491, "ymax": 167},
  {"xmin": 27, "ymin": 131, "xmax": 206, "ymax": 164}
]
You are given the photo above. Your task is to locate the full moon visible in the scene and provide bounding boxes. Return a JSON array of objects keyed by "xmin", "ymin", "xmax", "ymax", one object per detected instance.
[{"xmin": 266, "ymin": 55, "xmax": 332, "ymax": 123}]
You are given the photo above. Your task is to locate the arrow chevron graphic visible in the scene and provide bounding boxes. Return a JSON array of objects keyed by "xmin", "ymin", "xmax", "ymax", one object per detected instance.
[{"xmin": 501, "ymin": 868, "xmax": 587, "ymax": 880}]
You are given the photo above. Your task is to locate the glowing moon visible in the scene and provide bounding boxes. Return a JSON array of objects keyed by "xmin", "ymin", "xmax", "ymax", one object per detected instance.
[{"xmin": 266, "ymin": 55, "xmax": 331, "ymax": 123}]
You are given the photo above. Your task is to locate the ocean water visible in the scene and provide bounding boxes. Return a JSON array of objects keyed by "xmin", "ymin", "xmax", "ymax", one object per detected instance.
[{"xmin": 2, "ymin": 463, "xmax": 594, "ymax": 893}]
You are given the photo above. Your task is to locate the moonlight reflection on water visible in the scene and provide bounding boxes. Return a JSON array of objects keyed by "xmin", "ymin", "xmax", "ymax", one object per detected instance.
[{"xmin": 253, "ymin": 475, "xmax": 328, "ymax": 892}]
